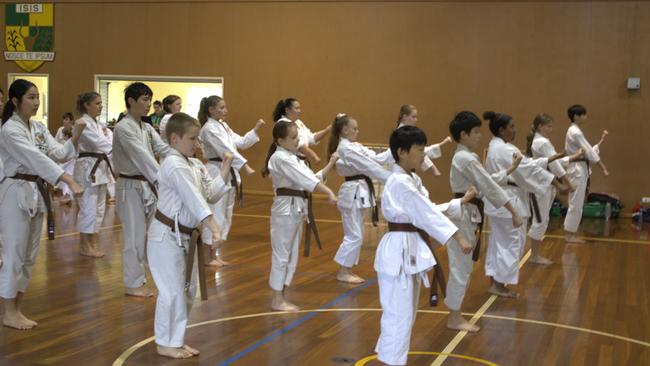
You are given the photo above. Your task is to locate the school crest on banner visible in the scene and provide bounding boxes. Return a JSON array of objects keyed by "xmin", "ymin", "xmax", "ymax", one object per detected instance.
[{"xmin": 4, "ymin": 3, "xmax": 55, "ymax": 72}]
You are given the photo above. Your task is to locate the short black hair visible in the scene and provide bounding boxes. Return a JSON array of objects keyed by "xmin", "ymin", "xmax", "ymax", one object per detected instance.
[
  {"xmin": 124, "ymin": 82, "xmax": 153, "ymax": 109},
  {"xmin": 153, "ymin": 100, "xmax": 162, "ymax": 107},
  {"xmin": 389, "ymin": 125, "xmax": 427, "ymax": 162},
  {"xmin": 567, "ymin": 104, "xmax": 587, "ymax": 122},
  {"xmin": 450, "ymin": 111, "xmax": 482, "ymax": 142},
  {"xmin": 62, "ymin": 112, "xmax": 74, "ymax": 120}
]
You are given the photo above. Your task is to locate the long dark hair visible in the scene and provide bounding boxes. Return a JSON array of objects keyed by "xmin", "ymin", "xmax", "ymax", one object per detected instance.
[
  {"xmin": 525, "ymin": 113, "xmax": 553, "ymax": 157},
  {"xmin": 197, "ymin": 95, "xmax": 222, "ymax": 126},
  {"xmin": 327, "ymin": 113, "xmax": 351, "ymax": 160},
  {"xmin": 1, "ymin": 79, "xmax": 36, "ymax": 124},
  {"xmin": 483, "ymin": 111, "xmax": 512, "ymax": 138},
  {"xmin": 261, "ymin": 121, "xmax": 296, "ymax": 178},
  {"xmin": 272, "ymin": 98, "xmax": 297, "ymax": 122}
]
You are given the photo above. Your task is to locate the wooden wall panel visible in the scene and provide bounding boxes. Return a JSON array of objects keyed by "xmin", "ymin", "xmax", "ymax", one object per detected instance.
[{"xmin": 1, "ymin": 1, "xmax": 648, "ymax": 208}]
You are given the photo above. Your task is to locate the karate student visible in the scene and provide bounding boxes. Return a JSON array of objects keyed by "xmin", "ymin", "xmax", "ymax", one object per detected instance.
[
  {"xmin": 526, "ymin": 113, "xmax": 583, "ymax": 263},
  {"xmin": 395, "ymin": 104, "xmax": 453, "ymax": 176},
  {"xmin": 198, "ymin": 95, "xmax": 264, "ymax": 266},
  {"xmin": 374, "ymin": 125, "xmax": 473, "ymax": 366},
  {"xmin": 0, "ymin": 79, "xmax": 85, "ymax": 330},
  {"xmin": 446, "ymin": 111, "xmax": 523, "ymax": 332},
  {"xmin": 54, "ymin": 112, "xmax": 76, "ymax": 205},
  {"xmin": 273, "ymin": 98, "xmax": 331, "ymax": 164},
  {"xmin": 158, "ymin": 95, "xmax": 182, "ymax": 143},
  {"xmin": 564, "ymin": 105, "xmax": 609, "ymax": 243},
  {"xmin": 101, "ymin": 122, "xmax": 117, "ymax": 204},
  {"xmin": 327, "ymin": 113, "xmax": 392, "ymax": 284},
  {"xmin": 113, "ymin": 82, "xmax": 170, "ymax": 297},
  {"xmin": 483, "ymin": 111, "xmax": 556, "ymax": 298},
  {"xmin": 262, "ymin": 120, "xmax": 337, "ymax": 312},
  {"xmin": 74, "ymin": 92, "xmax": 114, "ymax": 258},
  {"xmin": 149, "ymin": 112, "xmax": 232, "ymax": 359}
]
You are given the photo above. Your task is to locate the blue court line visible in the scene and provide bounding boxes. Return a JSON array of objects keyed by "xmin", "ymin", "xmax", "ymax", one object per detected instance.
[{"xmin": 217, "ymin": 279, "xmax": 377, "ymax": 366}]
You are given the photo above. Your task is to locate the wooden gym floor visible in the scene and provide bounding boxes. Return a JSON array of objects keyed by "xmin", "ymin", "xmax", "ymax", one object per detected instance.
[{"xmin": 0, "ymin": 194, "xmax": 648, "ymax": 366}]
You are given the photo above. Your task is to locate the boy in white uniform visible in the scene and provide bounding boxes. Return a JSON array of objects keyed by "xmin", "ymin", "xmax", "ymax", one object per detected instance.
[
  {"xmin": 374, "ymin": 125, "xmax": 473, "ymax": 366},
  {"xmin": 563, "ymin": 105, "xmax": 609, "ymax": 243},
  {"xmin": 113, "ymin": 82, "xmax": 170, "ymax": 297},
  {"xmin": 149, "ymin": 112, "xmax": 232, "ymax": 359},
  {"xmin": 262, "ymin": 120, "xmax": 338, "ymax": 311},
  {"xmin": 446, "ymin": 111, "xmax": 523, "ymax": 332},
  {"xmin": 0, "ymin": 79, "xmax": 85, "ymax": 329}
]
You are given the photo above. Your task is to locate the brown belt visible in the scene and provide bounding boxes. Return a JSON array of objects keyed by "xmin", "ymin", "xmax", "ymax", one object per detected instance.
[
  {"xmin": 276, "ymin": 187, "xmax": 321, "ymax": 257},
  {"xmin": 529, "ymin": 192, "xmax": 542, "ymax": 224},
  {"xmin": 387, "ymin": 222, "xmax": 446, "ymax": 307},
  {"xmin": 297, "ymin": 155, "xmax": 312, "ymax": 168},
  {"xmin": 154, "ymin": 210, "xmax": 208, "ymax": 301},
  {"xmin": 11, "ymin": 173, "xmax": 55, "ymax": 240},
  {"xmin": 209, "ymin": 157, "xmax": 242, "ymax": 207},
  {"xmin": 118, "ymin": 174, "xmax": 157, "ymax": 197},
  {"xmin": 345, "ymin": 174, "xmax": 379, "ymax": 226},
  {"xmin": 455, "ymin": 193, "xmax": 484, "ymax": 262},
  {"xmin": 78, "ymin": 152, "xmax": 115, "ymax": 183}
]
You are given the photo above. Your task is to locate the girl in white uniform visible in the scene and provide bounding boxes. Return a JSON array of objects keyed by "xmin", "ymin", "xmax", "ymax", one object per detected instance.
[
  {"xmin": 374, "ymin": 126, "xmax": 473, "ymax": 366},
  {"xmin": 563, "ymin": 104, "xmax": 609, "ymax": 243},
  {"xmin": 0, "ymin": 79, "xmax": 85, "ymax": 330},
  {"xmin": 198, "ymin": 95, "xmax": 265, "ymax": 266},
  {"xmin": 149, "ymin": 112, "xmax": 232, "ymax": 359},
  {"xmin": 273, "ymin": 98, "xmax": 331, "ymax": 164},
  {"xmin": 101, "ymin": 122, "xmax": 116, "ymax": 204},
  {"xmin": 74, "ymin": 92, "xmax": 114, "ymax": 258},
  {"xmin": 526, "ymin": 113, "xmax": 583, "ymax": 263},
  {"xmin": 327, "ymin": 113, "xmax": 392, "ymax": 284},
  {"xmin": 262, "ymin": 121, "xmax": 337, "ymax": 312},
  {"xmin": 54, "ymin": 112, "xmax": 75, "ymax": 205},
  {"xmin": 482, "ymin": 111, "xmax": 556, "ymax": 298},
  {"xmin": 395, "ymin": 104, "xmax": 453, "ymax": 176},
  {"xmin": 158, "ymin": 95, "xmax": 182, "ymax": 143}
]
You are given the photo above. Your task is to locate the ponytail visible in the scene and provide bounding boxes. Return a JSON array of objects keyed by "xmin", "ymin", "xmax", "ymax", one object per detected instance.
[
  {"xmin": 526, "ymin": 113, "xmax": 553, "ymax": 157},
  {"xmin": 75, "ymin": 91, "xmax": 101, "ymax": 118},
  {"xmin": 396, "ymin": 104, "xmax": 416, "ymax": 127},
  {"xmin": 272, "ymin": 98, "xmax": 297, "ymax": 122},
  {"xmin": 1, "ymin": 79, "xmax": 36, "ymax": 124},
  {"xmin": 326, "ymin": 113, "xmax": 351, "ymax": 160},
  {"xmin": 198, "ymin": 95, "xmax": 221, "ymax": 126},
  {"xmin": 483, "ymin": 111, "xmax": 512, "ymax": 138},
  {"xmin": 261, "ymin": 120, "xmax": 296, "ymax": 177}
]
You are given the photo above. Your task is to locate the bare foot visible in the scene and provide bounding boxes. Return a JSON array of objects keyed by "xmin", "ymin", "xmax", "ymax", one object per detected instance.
[
  {"xmin": 488, "ymin": 283, "xmax": 519, "ymax": 298},
  {"xmin": 80, "ymin": 249, "xmax": 104, "ymax": 258},
  {"xmin": 3, "ymin": 313, "xmax": 35, "ymax": 330},
  {"xmin": 271, "ymin": 299, "xmax": 300, "ymax": 312},
  {"xmin": 17, "ymin": 311, "xmax": 38, "ymax": 327},
  {"xmin": 529, "ymin": 256, "xmax": 553, "ymax": 265},
  {"xmin": 565, "ymin": 235, "xmax": 585, "ymax": 244},
  {"xmin": 126, "ymin": 286, "xmax": 154, "ymax": 297},
  {"xmin": 157, "ymin": 345, "xmax": 194, "ymax": 359},
  {"xmin": 447, "ymin": 318, "xmax": 480, "ymax": 332},
  {"xmin": 183, "ymin": 344, "xmax": 200, "ymax": 356},
  {"xmin": 204, "ymin": 257, "xmax": 229, "ymax": 267},
  {"xmin": 336, "ymin": 273, "xmax": 365, "ymax": 284}
]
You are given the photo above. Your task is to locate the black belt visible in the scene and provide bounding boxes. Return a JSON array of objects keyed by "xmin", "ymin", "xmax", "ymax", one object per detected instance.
[
  {"xmin": 276, "ymin": 187, "xmax": 321, "ymax": 257},
  {"xmin": 345, "ymin": 174, "xmax": 379, "ymax": 226},
  {"xmin": 387, "ymin": 222, "xmax": 446, "ymax": 307},
  {"xmin": 12, "ymin": 173, "xmax": 55, "ymax": 240},
  {"xmin": 78, "ymin": 152, "xmax": 115, "ymax": 183},
  {"xmin": 454, "ymin": 193, "xmax": 484, "ymax": 262},
  {"xmin": 529, "ymin": 193, "xmax": 542, "ymax": 224},
  {"xmin": 155, "ymin": 210, "xmax": 208, "ymax": 301},
  {"xmin": 118, "ymin": 174, "xmax": 157, "ymax": 197},
  {"xmin": 209, "ymin": 157, "xmax": 242, "ymax": 208}
]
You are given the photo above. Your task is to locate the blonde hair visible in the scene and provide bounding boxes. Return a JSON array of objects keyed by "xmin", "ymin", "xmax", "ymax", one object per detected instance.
[{"xmin": 166, "ymin": 112, "xmax": 201, "ymax": 142}]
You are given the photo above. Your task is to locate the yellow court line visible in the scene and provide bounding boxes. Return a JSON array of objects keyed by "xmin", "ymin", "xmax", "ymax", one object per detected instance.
[
  {"xmin": 355, "ymin": 351, "xmax": 498, "ymax": 366},
  {"xmin": 113, "ymin": 305, "xmax": 650, "ymax": 366},
  {"xmin": 430, "ymin": 249, "xmax": 532, "ymax": 366}
]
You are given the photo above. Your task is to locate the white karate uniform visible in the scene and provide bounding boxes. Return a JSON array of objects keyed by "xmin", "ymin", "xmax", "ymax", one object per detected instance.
[
  {"xmin": 374, "ymin": 165, "xmax": 460, "ymax": 366},
  {"xmin": 102, "ymin": 125, "xmax": 116, "ymax": 199},
  {"xmin": 199, "ymin": 117, "xmax": 259, "ymax": 250},
  {"xmin": 267, "ymin": 146, "xmax": 325, "ymax": 291},
  {"xmin": 74, "ymin": 114, "xmax": 113, "ymax": 234},
  {"xmin": 149, "ymin": 149, "xmax": 227, "ymax": 348},
  {"xmin": 0, "ymin": 113, "xmax": 76, "ymax": 298},
  {"xmin": 563, "ymin": 124, "xmax": 601, "ymax": 233},
  {"xmin": 445, "ymin": 144, "xmax": 510, "ymax": 311},
  {"xmin": 396, "ymin": 122, "xmax": 443, "ymax": 172},
  {"xmin": 484, "ymin": 137, "xmax": 554, "ymax": 284},
  {"xmin": 333, "ymin": 138, "xmax": 391, "ymax": 268},
  {"xmin": 158, "ymin": 113, "xmax": 172, "ymax": 143},
  {"xmin": 528, "ymin": 133, "xmax": 571, "ymax": 240},
  {"xmin": 113, "ymin": 114, "xmax": 170, "ymax": 289},
  {"xmin": 54, "ymin": 126, "xmax": 75, "ymax": 199}
]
